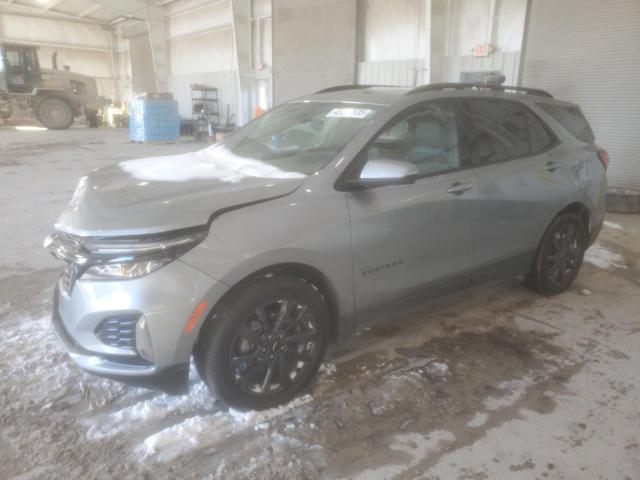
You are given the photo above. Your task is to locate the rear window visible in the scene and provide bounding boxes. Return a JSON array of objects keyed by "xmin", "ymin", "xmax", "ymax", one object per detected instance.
[
  {"xmin": 459, "ymin": 99, "xmax": 556, "ymax": 166},
  {"xmin": 538, "ymin": 103, "xmax": 595, "ymax": 143}
]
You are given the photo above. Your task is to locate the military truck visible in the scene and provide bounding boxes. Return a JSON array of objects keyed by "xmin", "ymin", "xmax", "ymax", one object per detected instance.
[{"xmin": 0, "ymin": 44, "xmax": 101, "ymax": 129}]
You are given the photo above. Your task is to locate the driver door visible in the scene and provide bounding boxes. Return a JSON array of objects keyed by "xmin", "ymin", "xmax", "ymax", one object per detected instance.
[{"xmin": 346, "ymin": 100, "xmax": 477, "ymax": 325}]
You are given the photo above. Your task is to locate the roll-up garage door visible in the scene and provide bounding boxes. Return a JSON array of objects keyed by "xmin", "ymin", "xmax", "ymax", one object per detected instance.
[{"xmin": 520, "ymin": 0, "xmax": 640, "ymax": 190}]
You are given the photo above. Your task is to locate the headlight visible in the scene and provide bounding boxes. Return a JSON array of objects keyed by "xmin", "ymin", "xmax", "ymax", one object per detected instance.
[
  {"xmin": 84, "ymin": 259, "xmax": 172, "ymax": 280},
  {"xmin": 45, "ymin": 226, "xmax": 209, "ymax": 281}
]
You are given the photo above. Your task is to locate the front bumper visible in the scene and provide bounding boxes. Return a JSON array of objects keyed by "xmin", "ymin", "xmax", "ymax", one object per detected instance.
[{"xmin": 51, "ymin": 259, "xmax": 229, "ymax": 394}]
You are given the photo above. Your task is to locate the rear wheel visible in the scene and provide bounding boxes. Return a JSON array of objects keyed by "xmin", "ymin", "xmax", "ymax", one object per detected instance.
[
  {"xmin": 195, "ymin": 274, "xmax": 329, "ymax": 410},
  {"xmin": 36, "ymin": 97, "xmax": 74, "ymax": 130},
  {"xmin": 527, "ymin": 212, "xmax": 587, "ymax": 295}
]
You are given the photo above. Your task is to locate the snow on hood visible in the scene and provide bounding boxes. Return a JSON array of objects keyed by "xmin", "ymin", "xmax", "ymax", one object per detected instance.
[
  {"xmin": 119, "ymin": 143, "xmax": 306, "ymax": 183},
  {"xmin": 54, "ymin": 144, "xmax": 307, "ymax": 236}
]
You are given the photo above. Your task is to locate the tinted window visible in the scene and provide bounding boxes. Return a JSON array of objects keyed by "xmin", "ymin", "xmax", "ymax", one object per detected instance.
[
  {"xmin": 5, "ymin": 50, "xmax": 22, "ymax": 66},
  {"xmin": 525, "ymin": 109, "xmax": 555, "ymax": 153},
  {"xmin": 364, "ymin": 102, "xmax": 461, "ymax": 176},
  {"xmin": 24, "ymin": 49, "xmax": 38, "ymax": 73},
  {"xmin": 538, "ymin": 103, "xmax": 595, "ymax": 143},
  {"xmin": 461, "ymin": 99, "xmax": 529, "ymax": 166}
]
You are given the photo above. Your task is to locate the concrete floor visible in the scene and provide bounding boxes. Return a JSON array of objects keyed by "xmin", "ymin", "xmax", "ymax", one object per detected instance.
[{"xmin": 1, "ymin": 126, "xmax": 639, "ymax": 480}]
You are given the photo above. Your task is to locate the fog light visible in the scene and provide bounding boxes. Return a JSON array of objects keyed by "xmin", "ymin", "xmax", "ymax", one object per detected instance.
[{"xmin": 94, "ymin": 314, "xmax": 140, "ymax": 350}]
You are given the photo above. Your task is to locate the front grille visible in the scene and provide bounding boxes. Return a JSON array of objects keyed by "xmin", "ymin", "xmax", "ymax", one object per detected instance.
[{"xmin": 94, "ymin": 315, "xmax": 139, "ymax": 350}]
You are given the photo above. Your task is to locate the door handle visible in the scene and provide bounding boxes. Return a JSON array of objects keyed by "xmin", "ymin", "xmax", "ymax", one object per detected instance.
[
  {"xmin": 447, "ymin": 182, "xmax": 473, "ymax": 195},
  {"xmin": 544, "ymin": 161, "xmax": 558, "ymax": 172}
]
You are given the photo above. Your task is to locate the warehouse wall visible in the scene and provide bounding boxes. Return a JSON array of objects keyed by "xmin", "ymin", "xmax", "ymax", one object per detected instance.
[
  {"xmin": 358, "ymin": 0, "xmax": 427, "ymax": 61},
  {"xmin": 129, "ymin": 34, "xmax": 157, "ymax": 95},
  {"xmin": 357, "ymin": 0, "xmax": 526, "ymax": 86},
  {"xmin": 164, "ymin": 0, "xmax": 271, "ymax": 122},
  {"xmin": 165, "ymin": 1, "xmax": 236, "ymax": 120},
  {"xmin": 521, "ymin": 0, "xmax": 640, "ymax": 190},
  {"xmin": 440, "ymin": 0, "xmax": 525, "ymax": 84},
  {"xmin": 0, "ymin": 13, "xmax": 117, "ymax": 99},
  {"xmin": 272, "ymin": 0, "xmax": 358, "ymax": 104}
]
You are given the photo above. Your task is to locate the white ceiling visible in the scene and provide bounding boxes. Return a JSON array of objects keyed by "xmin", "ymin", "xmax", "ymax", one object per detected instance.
[{"xmin": 0, "ymin": 0, "xmax": 175, "ymax": 26}]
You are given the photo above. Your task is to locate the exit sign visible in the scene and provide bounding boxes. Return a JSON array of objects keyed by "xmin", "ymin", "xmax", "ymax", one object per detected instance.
[{"xmin": 474, "ymin": 44, "xmax": 493, "ymax": 57}]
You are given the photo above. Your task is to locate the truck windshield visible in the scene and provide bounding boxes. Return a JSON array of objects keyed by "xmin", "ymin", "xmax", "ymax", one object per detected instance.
[{"xmin": 222, "ymin": 101, "xmax": 382, "ymax": 175}]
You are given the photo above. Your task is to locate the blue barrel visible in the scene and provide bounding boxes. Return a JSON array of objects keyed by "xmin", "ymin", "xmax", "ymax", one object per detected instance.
[{"xmin": 128, "ymin": 98, "xmax": 180, "ymax": 142}]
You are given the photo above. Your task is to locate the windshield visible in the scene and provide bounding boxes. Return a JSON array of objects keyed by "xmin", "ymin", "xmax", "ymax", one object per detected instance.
[{"xmin": 222, "ymin": 102, "xmax": 383, "ymax": 175}]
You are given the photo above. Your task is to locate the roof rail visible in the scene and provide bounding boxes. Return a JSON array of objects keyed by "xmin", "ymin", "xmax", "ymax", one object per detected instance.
[
  {"xmin": 315, "ymin": 84, "xmax": 400, "ymax": 94},
  {"xmin": 407, "ymin": 83, "xmax": 553, "ymax": 99}
]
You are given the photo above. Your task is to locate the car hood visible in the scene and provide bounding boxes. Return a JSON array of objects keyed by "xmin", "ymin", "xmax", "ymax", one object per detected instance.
[{"xmin": 55, "ymin": 144, "xmax": 306, "ymax": 237}]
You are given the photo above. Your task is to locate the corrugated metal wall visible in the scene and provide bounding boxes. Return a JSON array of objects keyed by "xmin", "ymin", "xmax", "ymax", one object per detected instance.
[
  {"xmin": 272, "ymin": 0, "xmax": 358, "ymax": 105},
  {"xmin": 357, "ymin": 59, "xmax": 427, "ymax": 87},
  {"xmin": 521, "ymin": 0, "xmax": 640, "ymax": 190}
]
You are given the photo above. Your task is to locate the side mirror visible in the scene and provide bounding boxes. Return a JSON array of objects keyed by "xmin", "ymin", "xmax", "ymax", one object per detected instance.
[{"xmin": 345, "ymin": 159, "xmax": 419, "ymax": 190}]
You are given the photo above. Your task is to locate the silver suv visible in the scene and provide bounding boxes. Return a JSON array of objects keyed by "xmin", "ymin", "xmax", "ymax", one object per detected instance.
[{"xmin": 46, "ymin": 84, "xmax": 607, "ymax": 410}]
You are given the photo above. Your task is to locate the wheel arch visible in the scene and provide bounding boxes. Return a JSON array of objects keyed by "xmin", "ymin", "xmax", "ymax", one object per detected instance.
[
  {"xmin": 560, "ymin": 201, "xmax": 591, "ymax": 235},
  {"xmin": 195, "ymin": 262, "xmax": 341, "ymax": 353},
  {"xmin": 530, "ymin": 201, "xmax": 592, "ymax": 270}
]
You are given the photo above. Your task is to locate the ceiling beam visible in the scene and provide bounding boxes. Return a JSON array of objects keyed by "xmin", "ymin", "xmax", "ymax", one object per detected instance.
[
  {"xmin": 44, "ymin": 0, "xmax": 66, "ymax": 11},
  {"xmin": 0, "ymin": 3, "xmax": 107, "ymax": 25},
  {"xmin": 78, "ymin": 3, "xmax": 103, "ymax": 18},
  {"xmin": 89, "ymin": 0, "xmax": 157, "ymax": 20}
]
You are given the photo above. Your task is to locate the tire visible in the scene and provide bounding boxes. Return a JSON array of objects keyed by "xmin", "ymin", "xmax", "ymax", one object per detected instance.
[
  {"xmin": 195, "ymin": 274, "xmax": 329, "ymax": 410},
  {"xmin": 36, "ymin": 97, "xmax": 74, "ymax": 130},
  {"xmin": 527, "ymin": 212, "xmax": 587, "ymax": 295}
]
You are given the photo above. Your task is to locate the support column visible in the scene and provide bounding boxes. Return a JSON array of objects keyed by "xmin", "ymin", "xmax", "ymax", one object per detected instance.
[
  {"xmin": 146, "ymin": 6, "xmax": 169, "ymax": 93},
  {"xmin": 423, "ymin": 0, "xmax": 432, "ymax": 84},
  {"xmin": 230, "ymin": 0, "xmax": 252, "ymax": 126}
]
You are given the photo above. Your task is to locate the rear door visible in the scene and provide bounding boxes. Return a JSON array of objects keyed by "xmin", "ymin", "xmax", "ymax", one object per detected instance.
[
  {"xmin": 459, "ymin": 98, "xmax": 571, "ymax": 284},
  {"xmin": 346, "ymin": 100, "xmax": 477, "ymax": 324}
]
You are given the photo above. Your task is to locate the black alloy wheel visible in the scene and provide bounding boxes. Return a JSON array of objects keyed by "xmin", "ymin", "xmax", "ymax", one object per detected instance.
[
  {"xmin": 195, "ymin": 274, "xmax": 329, "ymax": 410},
  {"xmin": 527, "ymin": 212, "xmax": 587, "ymax": 295},
  {"xmin": 229, "ymin": 298, "xmax": 320, "ymax": 396}
]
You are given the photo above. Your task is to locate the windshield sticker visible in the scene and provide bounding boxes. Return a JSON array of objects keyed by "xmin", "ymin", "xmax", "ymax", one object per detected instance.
[{"xmin": 326, "ymin": 108, "xmax": 373, "ymax": 119}]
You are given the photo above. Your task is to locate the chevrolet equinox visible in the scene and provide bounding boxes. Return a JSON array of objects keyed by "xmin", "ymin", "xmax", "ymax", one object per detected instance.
[{"xmin": 46, "ymin": 83, "xmax": 607, "ymax": 410}]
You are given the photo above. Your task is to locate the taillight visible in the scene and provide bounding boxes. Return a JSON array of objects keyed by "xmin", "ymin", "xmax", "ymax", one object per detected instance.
[{"xmin": 597, "ymin": 149, "xmax": 609, "ymax": 169}]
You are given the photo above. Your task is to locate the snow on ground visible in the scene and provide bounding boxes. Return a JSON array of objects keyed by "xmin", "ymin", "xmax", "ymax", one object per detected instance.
[
  {"xmin": 484, "ymin": 376, "xmax": 535, "ymax": 411},
  {"xmin": 604, "ymin": 220, "xmax": 624, "ymax": 230},
  {"xmin": 466, "ymin": 412, "xmax": 489, "ymax": 428},
  {"xmin": 84, "ymin": 379, "xmax": 216, "ymax": 440},
  {"xmin": 319, "ymin": 362, "xmax": 337, "ymax": 376},
  {"xmin": 584, "ymin": 243, "xmax": 628, "ymax": 270},
  {"xmin": 137, "ymin": 394, "xmax": 315, "ymax": 462}
]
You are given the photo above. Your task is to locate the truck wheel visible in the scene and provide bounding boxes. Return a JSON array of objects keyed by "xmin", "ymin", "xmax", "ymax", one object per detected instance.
[
  {"xmin": 195, "ymin": 274, "xmax": 329, "ymax": 410},
  {"xmin": 36, "ymin": 97, "xmax": 74, "ymax": 130}
]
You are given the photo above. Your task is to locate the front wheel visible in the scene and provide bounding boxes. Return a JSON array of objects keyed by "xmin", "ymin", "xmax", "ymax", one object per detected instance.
[
  {"xmin": 195, "ymin": 274, "xmax": 329, "ymax": 410},
  {"xmin": 36, "ymin": 97, "xmax": 74, "ymax": 130},
  {"xmin": 527, "ymin": 212, "xmax": 587, "ymax": 295}
]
